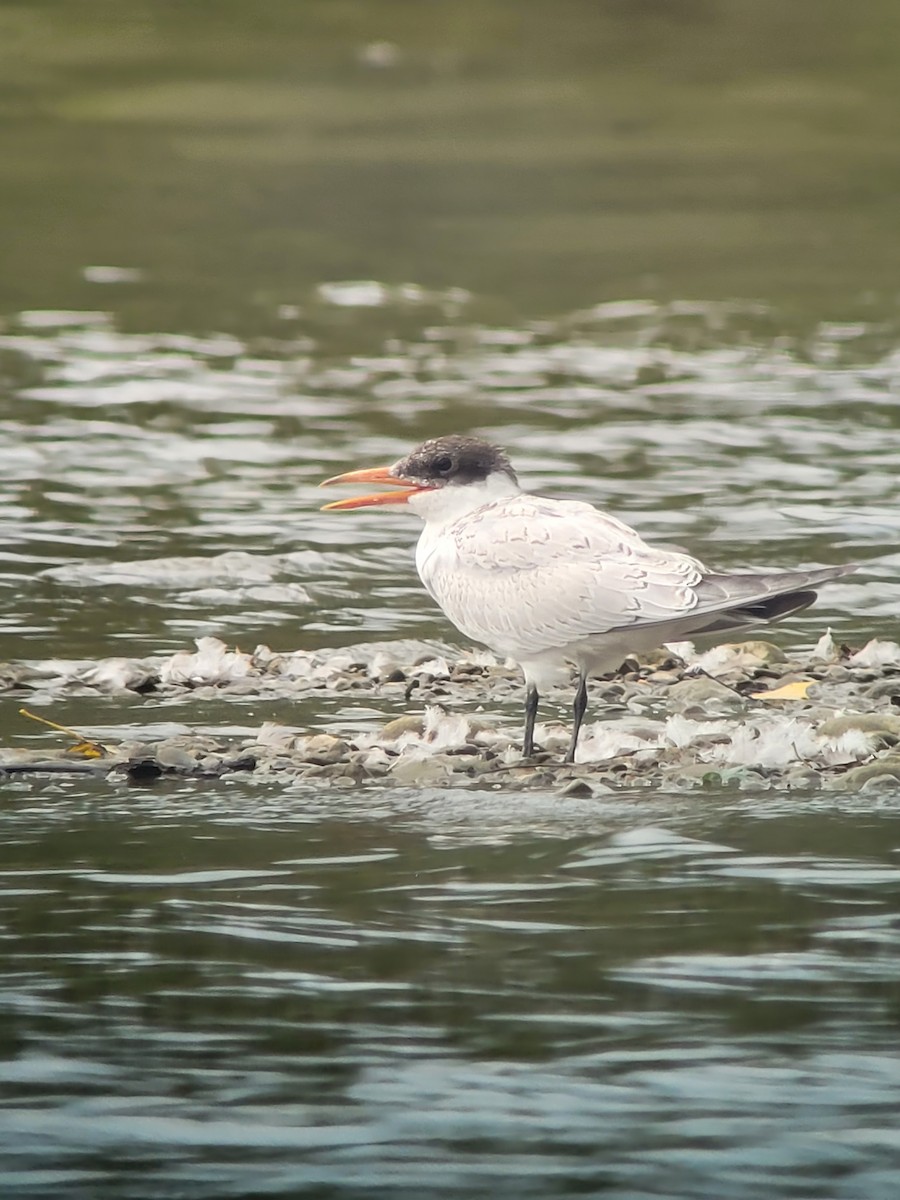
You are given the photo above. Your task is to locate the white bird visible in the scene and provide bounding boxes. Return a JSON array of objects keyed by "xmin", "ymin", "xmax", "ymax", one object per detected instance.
[{"xmin": 321, "ymin": 435, "xmax": 853, "ymax": 762}]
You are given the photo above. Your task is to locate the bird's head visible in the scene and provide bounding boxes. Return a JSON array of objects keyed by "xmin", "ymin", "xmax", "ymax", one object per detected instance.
[{"xmin": 320, "ymin": 435, "xmax": 519, "ymax": 520}]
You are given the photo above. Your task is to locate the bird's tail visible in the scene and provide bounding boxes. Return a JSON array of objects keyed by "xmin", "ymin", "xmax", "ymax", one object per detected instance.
[{"xmin": 688, "ymin": 563, "xmax": 855, "ymax": 636}]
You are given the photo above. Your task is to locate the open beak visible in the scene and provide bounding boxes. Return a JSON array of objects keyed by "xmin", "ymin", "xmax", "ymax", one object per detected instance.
[{"xmin": 320, "ymin": 465, "xmax": 432, "ymax": 510}]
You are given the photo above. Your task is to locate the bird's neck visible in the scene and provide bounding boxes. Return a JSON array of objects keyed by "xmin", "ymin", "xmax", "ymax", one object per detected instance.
[{"xmin": 407, "ymin": 472, "xmax": 522, "ymax": 527}]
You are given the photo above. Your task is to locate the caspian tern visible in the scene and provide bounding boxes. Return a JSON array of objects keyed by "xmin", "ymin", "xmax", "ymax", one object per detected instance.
[{"xmin": 321, "ymin": 435, "xmax": 853, "ymax": 763}]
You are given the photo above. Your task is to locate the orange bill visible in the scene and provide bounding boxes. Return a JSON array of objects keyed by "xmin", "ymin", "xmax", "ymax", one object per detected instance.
[{"xmin": 319, "ymin": 465, "xmax": 432, "ymax": 510}]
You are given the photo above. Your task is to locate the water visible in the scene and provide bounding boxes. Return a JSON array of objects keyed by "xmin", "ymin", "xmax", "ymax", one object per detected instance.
[
  {"xmin": 4, "ymin": 790, "xmax": 900, "ymax": 1197},
  {"xmin": 2, "ymin": 3, "xmax": 900, "ymax": 1196}
]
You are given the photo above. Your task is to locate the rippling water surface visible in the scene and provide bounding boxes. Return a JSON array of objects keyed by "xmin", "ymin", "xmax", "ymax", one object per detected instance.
[
  {"xmin": 3, "ymin": 786, "xmax": 900, "ymax": 1198},
  {"xmin": 3, "ymin": 3, "xmax": 900, "ymax": 1196},
  {"xmin": 0, "ymin": 303, "xmax": 893, "ymax": 667}
]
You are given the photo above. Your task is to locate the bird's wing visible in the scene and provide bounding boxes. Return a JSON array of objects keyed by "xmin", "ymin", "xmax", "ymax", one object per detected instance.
[{"xmin": 417, "ymin": 495, "xmax": 706, "ymax": 657}]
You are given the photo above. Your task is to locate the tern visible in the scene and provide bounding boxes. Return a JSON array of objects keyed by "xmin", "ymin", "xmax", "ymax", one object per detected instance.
[{"xmin": 321, "ymin": 435, "xmax": 853, "ymax": 762}]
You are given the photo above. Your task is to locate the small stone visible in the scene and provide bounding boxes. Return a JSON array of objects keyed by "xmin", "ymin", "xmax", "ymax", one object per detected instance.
[
  {"xmin": 832, "ymin": 756, "xmax": 900, "ymax": 790},
  {"xmin": 558, "ymin": 779, "xmax": 594, "ymax": 798},
  {"xmin": 222, "ymin": 754, "xmax": 256, "ymax": 773},
  {"xmin": 823, "ymin": 665, "xmax": 852, "ymax": 682},
  {"xmin": 301, "ymin": 734, "xmax": 350, "ymax": 765},
  {"xmin": 223, "ymin": 679, "xmax": 259, "ymax": 696},
  {"xmin": 732, "ymin": 640, "xmax": 788, "ymax": 665},
  {"xmin": 667, "ymin": 676, "xmax": 745, "ymax": 714},
  {"xmin": 120, "ymin": 740, "xmax": 154, "ymax": 760},
  {"xmin": 864, "ymin": 678, "xmax": 900, "ymax": 701},
  {"xmin": 155, "ymin": 744, "xmax": 201, "ymax": 771},
  {"xmin": 381, "ymin": 715, "xmax": 425, "ymax": 740},
  {"xmin": 124, "ymin": 757, "xmax": 163, "ymax": 782},
  {"xmin": 859, "ymin": 772, "xmax": 900, "ymax": 792},
  {"xmin": 784, "ymin": 766, "xmax": 822, "ymax": 790},
  {"xmin": 817, "ymin": 714, "xmax": 900, "ymax": 746},
  {"xmin": 80, "ymin": 658, "xmax": 159, "ymax": 692},
  {"xmin": 662, "ymin": 762, "xmax": 721, "ymax": 787},
  {"xmin": 644, "ymin": 647, "xmax": 686, "ymax": 668},
  {"xmin": 0, "ymin": 664, "xmax": 42, "ymax": 690}
]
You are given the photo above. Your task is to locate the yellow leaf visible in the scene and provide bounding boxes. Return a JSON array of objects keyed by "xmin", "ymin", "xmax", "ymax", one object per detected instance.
[
  {"xmin": 67, "ymin": 740, "xmax": 106, "ymax": 760},
  {"xmin": 750, "ymin": 680, "xmax": 813, "ymax": 702}
]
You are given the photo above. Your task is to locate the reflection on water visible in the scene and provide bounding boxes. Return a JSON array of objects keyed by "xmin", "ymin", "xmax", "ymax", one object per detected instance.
[{"xmin": 2, "ymin": 3, "xmax": 900, "ymax": 1196}]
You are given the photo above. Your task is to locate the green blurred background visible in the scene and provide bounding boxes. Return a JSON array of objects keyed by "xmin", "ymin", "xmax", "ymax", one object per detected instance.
[{"xmin": 2, "ymin": 0, "xmax": 899, "ymax": 334}]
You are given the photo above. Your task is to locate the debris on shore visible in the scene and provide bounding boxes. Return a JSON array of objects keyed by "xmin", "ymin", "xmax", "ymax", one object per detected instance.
[{"xmin": 2, "ymin": 633, "xmax": 900, "ymax": 793}]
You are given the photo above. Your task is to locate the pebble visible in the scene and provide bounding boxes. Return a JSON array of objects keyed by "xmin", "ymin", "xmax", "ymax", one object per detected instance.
[
  {"xmin": 155, "ymin": 744, "xmax": 202, "ymax": 770},
  {"xmin": 381, "ymin": 715, "xmax": 425, "ymax": 740},
  {"xmin": 2, "ymin": 634, "xmax": 900, "ymax": 794},
  {"xmin": 816, "ymin": 714, "xmax": 900, "ymax": 746},
  {"xmin": 558, "ymin": 779, "xmax": 595, "ymax": 798},
  {"xmin": 863, "ymin": 678, "xmax": 900, "ymax": 700},
  {"xmin": 666, "ymin": 676, "xmax": 746, "ymax": 713},
  {"xmin": 824, "ymin": 665, "xmax": 852, "ymax": 682},
  {"xmin": 739, "ymin": 640, "xmax": 789, "ymax": 665},
  {"xmin": 783, "ymin": 766, "xmax": 823, "ymax": 789},
  {"xmin": 832, "ymin": 757, "xmax": 900, "ymax": 790},
  {"xmin": 0, "ymin": 664, "xmax": 42, "ymax": 689},
  {"xmin": 302, "ymin": 734, "xmax": 351, "ymax": 764}
]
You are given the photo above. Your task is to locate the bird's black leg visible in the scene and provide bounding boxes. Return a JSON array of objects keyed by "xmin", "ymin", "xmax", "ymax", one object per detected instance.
[
  {"xmin": 522, "ymin": 684, "xmax": 539, "ymax": 758},
  {"xmin": 565, "ymin": 672, "xmax": 589, "ymax": 764}
]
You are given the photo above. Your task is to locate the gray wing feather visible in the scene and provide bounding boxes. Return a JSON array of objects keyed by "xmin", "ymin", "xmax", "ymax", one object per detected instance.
[
  {"xmin": 692, "ymin": 564, "xmax": 853, "ymax": 610},
  {"xmin": 675, "ymin": 564, "xmax": 855, "ymax": 636}
]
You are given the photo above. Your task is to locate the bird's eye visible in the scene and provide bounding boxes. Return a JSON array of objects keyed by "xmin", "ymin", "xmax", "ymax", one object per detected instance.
[{"xmin": 432, "ymin": 454, "xmax": 454, "ymax": 475}]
